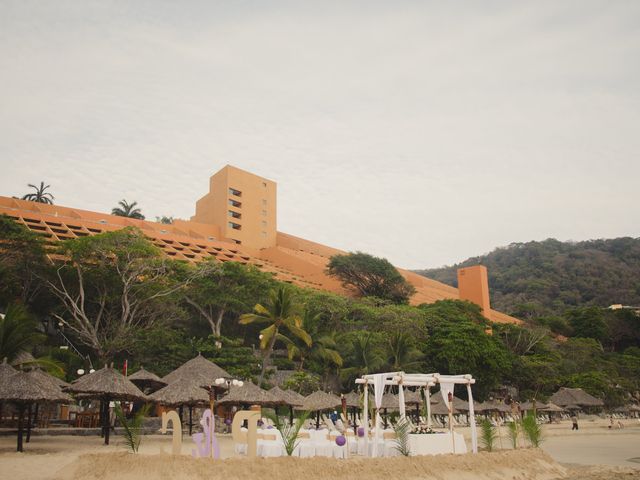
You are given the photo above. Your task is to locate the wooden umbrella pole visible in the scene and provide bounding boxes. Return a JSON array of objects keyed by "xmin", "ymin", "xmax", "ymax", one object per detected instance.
[
  {"xmin": 104, "ymin": 397, "xmax": 111, "ymax": 445},
  {"xmin": 189, "ymin": 406, "xmax": 193, "ymax": 436},
  {"xmin": 17, "ymin": 404, "xmax": 25, "ymax": 452},
  {"xmin": 26, "ymin": 404, "xmax": 33, "ymax": 443},
  {"xmin": 100, "ymin": 400, "xmax": 105, "ymax": 438}
]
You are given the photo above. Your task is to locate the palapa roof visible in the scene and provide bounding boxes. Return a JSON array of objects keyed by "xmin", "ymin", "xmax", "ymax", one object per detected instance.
[
  {"xmin": 128, "ymin": 366, "xmax": 166, "ymax": 392},
  {"xmin": 0, "ymin": 370, "xmax": 73, "ymax": 403},
  {"xmin": 129, "ymin": 366, "xmax": 164, "ymax": 383},
  {"xmin": 27, "ymin": 368, "xmax": 70, "ymax": 390},
  {"xmin": 66, "ymin": 366, "xmax": 147, "ymax": 401},
  {"xmin": 540, "ymin": 402, "xmax": 565, "ymax": 412},
  {"xmin": 0, "ymin": 358, "xmax": 18, "ymax": 384},
  {"xmin": 218, "ymin": 381, "xmax": 283, "ymax": 406},
  {"xmin": 476, "ymin": 400, "xmax": 511, "ymax": 413},
  {"xmin": 162, "ymin": 354, "xmax": 230, "ymax": 387},
  {"xmin": 520, "ymin": 401, "xmax": 549, "ymax": 411},
  {"xmin": 149, "ymin": 377, "xmax": 210, "ymax": 406},
  {"xmin": 298, "ymin": 390, "xmax": 342, "ymax": 411},
  {"xmin": 431, "ymin": 390, "xmax": 466, "ymax": 410},
  {"xmin": 549, "ymin": 387, "xmax": 604, "ymax": 407},
  {"xmin": 403, "ymin": 389, "xmax": 422, "ymax": 405},
  {"xmin": 343, "ymin": 391, "xmax": 361, "ymax": 408},
  {"xmin": 269, "ymin": 386, "xmax": 304, "ymax": 406},
  {"xmin": 429, "ymin": 399, "xmax": 459, "ymax": 415}
]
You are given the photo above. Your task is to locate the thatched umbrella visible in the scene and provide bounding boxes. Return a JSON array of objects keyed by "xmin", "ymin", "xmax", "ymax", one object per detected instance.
[
  {"xmin": 297, "ymin": 390, "xmax": 341, "ymax": 428},
  {"xmin": 476, "ymin": 400, "xmax": 511, "ymax": 414},
  {"xmin": 0, "ymin": 358, "xmax": 18, "ymax": 382},
  {"xmin": 0, "ymin": 370, "xmax": 73, "ymax": 451},
  {"xmin": 128, "ymin": 366, "xmax": 166, "ymax": 394},
  {"xmin": 22, "ymin": 368, "xmax": 70, "ymax": 440},
  {"xmin": 162, "ymin": 354, "xmax": 231, "ymax": 387},
  {"xmin": 149, "ymin": 377, "xmax": 209, "ymax": 435},
  {"xmin": 540, "ymin": 402, "xmax": 565, "ymax": 413},
  {"xmin": 549, "ymin": 387, "xmax": 604, "ymax": 408},
  {"xmin": 65, "ymin": 366, "xmax": 147, "ymax": 445},
  {"xmin": 520, "ymin": 401, "xmax": 549, "ymax": 412},
  {"xmin": 0, "ymin": 359, "xmax": 18, "ymax": 423},
  {"xmin": 218, "ymin": 381, "xmax": 284, "ymax": 408},
  {"xmin": 269, "ymin": 386, "xmax": 305, "ymax": 423}
]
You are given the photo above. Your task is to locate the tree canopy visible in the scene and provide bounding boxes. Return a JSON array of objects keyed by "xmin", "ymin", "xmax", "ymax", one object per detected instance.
[{"xmin": 327, "ymin": 251, "xmax": 415, "ymax": 304}]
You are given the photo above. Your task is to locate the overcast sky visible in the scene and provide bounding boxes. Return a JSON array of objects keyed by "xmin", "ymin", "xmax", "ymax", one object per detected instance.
[{"xmin": 1, "ymin": 1, "xmax": 639, "ymax": 269}]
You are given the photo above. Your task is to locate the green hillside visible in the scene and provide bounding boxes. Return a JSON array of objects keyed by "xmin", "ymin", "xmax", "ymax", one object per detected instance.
[{"xmin": 415, "ymin": 237, "xmax": 640, "ymax": 317}]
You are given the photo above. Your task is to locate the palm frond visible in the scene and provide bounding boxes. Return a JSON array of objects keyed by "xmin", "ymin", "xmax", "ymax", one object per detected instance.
[
  {"xmin": 393, "ymin": 417, "xmax": 412, "ymax": 456},
  {"xmin": 114, "ymin": 403, "xmax": 151, "ymax": 453}
]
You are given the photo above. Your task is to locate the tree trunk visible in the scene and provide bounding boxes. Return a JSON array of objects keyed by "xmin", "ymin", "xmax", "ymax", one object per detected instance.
[
  {"xmin": 214, "ymin": 308, "xmax": 225, "ymax": 338},
  {"xmin": 257, "ymin": 329, "xmax": 279, "ymax": 386}
]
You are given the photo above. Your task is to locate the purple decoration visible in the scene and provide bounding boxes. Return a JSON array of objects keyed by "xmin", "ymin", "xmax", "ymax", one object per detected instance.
[
  {"xmin": 357, "ymin": 427, "xmax": 365, "ymax": 437},
  {"xmin": 224, "ymin": 418, "xmax": 232, "ymax": 425},
  {"xmin": 267, "ymin": 425, "xmax": 274, "ymax": 429},
  {"xmin": 335, "ymin": 435, "xmax": 346, "ymax": 446}
]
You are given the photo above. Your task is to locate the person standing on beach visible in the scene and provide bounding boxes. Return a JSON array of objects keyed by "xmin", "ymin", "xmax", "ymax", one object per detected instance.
[{"xmin": 571, "ymin": 414, "xmax": 579, "ymax": 430}]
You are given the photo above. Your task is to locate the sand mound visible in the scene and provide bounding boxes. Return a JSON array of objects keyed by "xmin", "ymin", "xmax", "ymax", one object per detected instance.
[{"xmin": 54, "ymin": 449, "xmax": 567, "ymax": 480}]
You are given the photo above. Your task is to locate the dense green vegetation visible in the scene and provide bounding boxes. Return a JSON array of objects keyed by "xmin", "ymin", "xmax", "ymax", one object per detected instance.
[
  {"xmin": 1, "ymin": 216, "xmax": 638, "ymax": 407},
  {"xmin": 415, "ymin": 237, "xmax": 640, "ymax": 315}
]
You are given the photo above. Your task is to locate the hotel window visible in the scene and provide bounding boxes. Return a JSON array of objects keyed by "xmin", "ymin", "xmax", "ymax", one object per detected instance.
[
  {"xmin": 228, "ymin": 210, "xmax": 241, "ymax": 219},
  {"xmin": 228, "ymin": 187, "xmax": 242, "ymax": 197},
  {"xmin": 261, "ymin": 231, "xmax": 267, "ymax": 237},
  {"xmin": 231, "ymin": 239, "xmax": 242, "ymax": 245},
  {"xmin": 228, "ymin": 199, "xmax": 242, "ymax": 208},
  {"xmin": 261, "ymin": 221, "xmax": 267, "ymax": 227},
  {"xmin": 228, "ymin": 222, "xmax": 241, "ymax": 230},
  {"xmin": 261, "ymin": 210, "xmax": 267, "ymax": 216}
]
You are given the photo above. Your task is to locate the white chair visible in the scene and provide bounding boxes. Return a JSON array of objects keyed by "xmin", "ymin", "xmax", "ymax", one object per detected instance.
[
  {"xmin": 328, "ymin": 430, "xmax": 348, "ymax": 459},
  {"xmin": 312, "ymin": 429, "xmax": 333, "ymax": 457},
  {"xmin": 345, "ymin": 430, "xmax": 358, "ymax": 454},
  {"xmin": 383, "ymin": 430, "xmax": 399, "ymax": 457},
  {"xmin": 259, "ymin": 429, "xmax": 285, "ymax": 457},
  {"xmin": 234, "ymin": 427, "xmax": 248, "ymax": 455},
  {"xmin": 294, "ymin": 430, "xmax": 316, "ymax": 458}
]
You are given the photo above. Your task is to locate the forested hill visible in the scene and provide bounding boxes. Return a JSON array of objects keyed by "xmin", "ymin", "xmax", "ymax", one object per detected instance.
[{"xmin": 415, "ymin": 237, "xmax": 640, "ymax": 317}]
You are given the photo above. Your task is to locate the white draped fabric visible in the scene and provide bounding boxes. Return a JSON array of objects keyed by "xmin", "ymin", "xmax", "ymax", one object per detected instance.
[
  {"xmin": 439, "ymin": 382, "xmax": 455, "ymax": 411},
  {"xmin": 425, "ymin": 387, "xmax": 432, "ymax": 427},
  {"xmin": 372, "ymin": 373, "xmax": 385, "ymax": 457},
  {"xmin": 466, "ymin": 383, "xmax": 478, "ymax": 453},
  {"xmin": 398, "ymin": 383, "xmax": 406, "ymax": 419}
]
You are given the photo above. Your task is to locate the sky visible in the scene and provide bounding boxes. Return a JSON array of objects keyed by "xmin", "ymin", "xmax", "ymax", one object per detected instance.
[{"xmin": 1, "ymin": 1, "xmax": 639, "ymax": 269}]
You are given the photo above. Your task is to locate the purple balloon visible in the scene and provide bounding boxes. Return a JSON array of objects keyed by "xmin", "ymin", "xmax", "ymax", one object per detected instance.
[
  {"xmin": 224, "ymin": 418, "xmax": 232, "ymax": 425},
  {"xmin": 335, "ymin": 435, "xmax": 346, "ymax": 446},
  {"xmin": 357, "ymin": 427, "xmax": 365, "ymax": 437},
  {"xmin": 267, "ymin": 425, "xmax": 274, "ymax": 429}
]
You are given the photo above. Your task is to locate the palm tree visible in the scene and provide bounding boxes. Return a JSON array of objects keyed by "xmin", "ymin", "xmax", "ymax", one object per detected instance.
[
  {"xmin": 112, "ymin": 200, "xmax": 145, "ymax": 220},
  {"xmin": 0, "ymin": 304, "xmax": 45, "ymax": 363},
  {"xmin": 21, "ymin": 182, "xmax": 54, "ymax": 204},
  {"xmin": 386, "ymin": 331, "xmax": 424, "ymax": 371},
  {"xmin": 239, "ymin": 286, "xmax": 312, "ymax": 386},
  {"xmin": 340, "ymin": 331, "xmax": 384, "ymax": 384},
  {"xmin": 285, "ymin": 308, "xmax": 343, "ymax": 371}
]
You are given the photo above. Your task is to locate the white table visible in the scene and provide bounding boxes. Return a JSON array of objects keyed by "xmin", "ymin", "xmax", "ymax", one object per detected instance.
[{"xmin": 408, "ymin": 432, "xmax": 467, "ymax": 456}]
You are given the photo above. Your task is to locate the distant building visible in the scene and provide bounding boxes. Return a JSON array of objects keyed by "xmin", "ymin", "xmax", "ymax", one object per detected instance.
[{"xmin": 0, "ymin": 165, "xmax": 520, "ymax": 324}]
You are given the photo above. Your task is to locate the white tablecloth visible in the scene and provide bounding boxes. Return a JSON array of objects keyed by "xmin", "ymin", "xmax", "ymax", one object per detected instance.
[{"xmin": 408, "ymin": 433, "xmax": 467, "ymax": 456}]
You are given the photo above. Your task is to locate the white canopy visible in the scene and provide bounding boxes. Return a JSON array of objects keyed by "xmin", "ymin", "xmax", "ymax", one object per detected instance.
[{"xmin": 355, "ymin": 372, "xmax": 478, "ymax": 455}]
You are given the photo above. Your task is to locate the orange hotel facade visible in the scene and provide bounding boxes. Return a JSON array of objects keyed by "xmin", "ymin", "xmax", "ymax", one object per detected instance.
[{"xmin": 0, "ymin": 165, "xmax": 519, "ymax": 324}]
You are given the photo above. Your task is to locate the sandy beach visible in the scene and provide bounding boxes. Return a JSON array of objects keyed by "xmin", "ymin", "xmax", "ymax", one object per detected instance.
[{"xmin": 0, "ymin": 417, "xmax": 638, "ymax": 480}]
